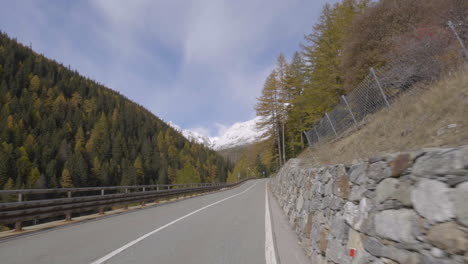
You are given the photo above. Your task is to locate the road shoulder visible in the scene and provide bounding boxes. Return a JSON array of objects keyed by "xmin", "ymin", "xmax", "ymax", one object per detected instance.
[{"xmin": 268, "ymin": 182, "xmax": 309, "ymax": 264}]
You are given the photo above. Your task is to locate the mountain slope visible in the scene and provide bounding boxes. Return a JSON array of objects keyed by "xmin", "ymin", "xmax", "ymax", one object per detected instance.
[
  {"xmin": 211, "ymin": 116, "xmax": 268, "ymax": 150},
  {"xmin": 0, "ymin": 32, "xmax": 232, "ymax": 189},
  {"xmin": 170, "ymin": 116, "xmax": 268, "ymax": 151},
  {"xmin": 167, "ymin": 122, "xmax": 213, "ymax": 146}
]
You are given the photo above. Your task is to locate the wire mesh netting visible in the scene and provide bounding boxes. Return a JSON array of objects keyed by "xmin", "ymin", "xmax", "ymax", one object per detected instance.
[
  {"xmin": 304, "ymin": 29, "xmax": 466, "ymax": 148},
  {"xmin": 304, "ymin": 70, "xmax": 388, "ymax": 147}
]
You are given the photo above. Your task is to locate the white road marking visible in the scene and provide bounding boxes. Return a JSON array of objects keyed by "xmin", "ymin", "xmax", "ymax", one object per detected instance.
[
  {"xmin": 265, "ymin": 184, "xmax": 278, "ymax": 264},
  {"xmin": 90, "ymin": 181, "xmax": 258, "ymax": 264}
]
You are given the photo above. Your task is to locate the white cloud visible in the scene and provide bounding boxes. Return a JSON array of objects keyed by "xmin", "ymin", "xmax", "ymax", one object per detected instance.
[{"xmin": 1, "ymin": 0, "xmax": 331, "ymax": 136}]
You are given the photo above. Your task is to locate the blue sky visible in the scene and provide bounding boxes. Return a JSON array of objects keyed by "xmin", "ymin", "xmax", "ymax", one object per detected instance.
[{"xmin": 0, "ymin": 0, "xmax": 334, "ymax": 137}]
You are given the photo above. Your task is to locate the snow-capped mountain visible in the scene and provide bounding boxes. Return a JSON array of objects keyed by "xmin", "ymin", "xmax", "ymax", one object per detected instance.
[
  {"xmin": 167, "ymin": 121, "xmax": 213, "ymax": 146},
  {"xmin": 168, "ymin": 117, "xmax": 268, "ymax": 150},
  {"xmin": 210, "ymin": 116, "xmax": 268, "ymax": 150}
]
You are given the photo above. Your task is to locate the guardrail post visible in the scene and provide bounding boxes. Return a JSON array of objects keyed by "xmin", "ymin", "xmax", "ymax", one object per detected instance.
[
  {"xmin": 140, "ymin": 187, "xmax": 146, "ymax": 206},
  {"xmin": 67, "ymin": 191, "xmax": 71, "ymax": 198},
  {"xmin": 124, "ymin": 188, "xmax": 129, "ymax": 210},
  {"xmin": 15, "ymin": 221, "xmax": 22, "ymax": 232},
  {"xmin": 15, "ymin": 193, "xmax": 23, "ymax": 230},
  {"xmin": 99, "ymin": 189, "xmax": 105, "ymax": 215},
  {"xmin": 65, "ymin": 211, "xmax": 72, "ymax": 221}
]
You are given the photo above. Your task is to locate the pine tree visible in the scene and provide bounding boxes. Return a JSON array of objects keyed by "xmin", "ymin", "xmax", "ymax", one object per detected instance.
[
  {"xmin": 86, "ymin": 113, "xmax": 109, "ymax": 160},
  {"xmin": 15, "ymin": 147, "xmax": 32, "ymax": 188},
  {"xmin": 29, "ymin": 75, "xmax": 41, "ymax": 92},
  {"xmin": 300, "ymin": 0, "xmax": 368, "ymax": 125},
  {"xmin": 0, "ymin": 31, "xmax": 233, "ymax": 189},
  {"xmin": 255, "ymin": 71, "xmax": 283, "ymax": 167},
  {"xmin": 134, "ymin": 156, "xmax": 144, "ymax": 185},
  {"xmin": 0, "ymin": 148, "xmax": 9, "ymax": 187},
  {"xmin": 60, "ymin": 168, "xmax": 73, "ymax": 188},
  {"xmin": 174, "ymin": 161, "xmax": 200, "ymax": 185},
  {"xmin": 74, "ymin": 127, "xmax": 85, "ymax": 153},
  {"xmin": 284, "ymin": 52, "xmax": 308, "ymax": 155},
  {"xmin": 27, "ymin": 167, "xmax": 41, "ymax": 188},
  {"xmin": 3, "ymin": 178, "xmax": 14, "ymax": 190},
  {"xmin": 1, "ymin": 178, "xmax": 15, "ymax": 202},
  {"xmin": 45, "ymin": 160, "xmax": 58, "ymax": 188},
  {"xmin": 276, "ymin": 54, "xmax": 289, "ymax": 164},
  {"xmin": 91, "ymin": 157, "xmax": 102, "ymax": 182}
]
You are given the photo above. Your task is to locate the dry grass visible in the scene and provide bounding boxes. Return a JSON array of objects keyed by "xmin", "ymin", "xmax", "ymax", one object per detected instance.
[{"xmin": 299, "ymin": 66, "xmax": 468, "ymax": 166}]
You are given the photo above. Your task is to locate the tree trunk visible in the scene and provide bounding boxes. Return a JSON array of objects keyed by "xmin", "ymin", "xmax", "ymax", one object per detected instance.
[
  {"xmin": 291, "ymin": 132, "xmax": 295, "ymax": 157},
  {"xmin": 300, "ymin": 119, "xmax": 305, "ymax": 150},
  {"xmin": 281, "ymin": 121, "xmax": 286, "ymax": 164},
  {"xmin": 276, "ymin": 122, "xmax": 282, "ymax": 167},
  {"xmin": 300, "ymin": 131, "xmax": 304, "ymax": 149}
]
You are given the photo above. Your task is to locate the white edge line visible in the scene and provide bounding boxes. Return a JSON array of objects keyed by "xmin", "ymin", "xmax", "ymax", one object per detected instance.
[
  {"xmin": 265, "ymin": 183, "xmax": 278, "ymax": 264},
  {"xmin": 90, "ymin": 181, "xmax": 258, "ymax": 264}
]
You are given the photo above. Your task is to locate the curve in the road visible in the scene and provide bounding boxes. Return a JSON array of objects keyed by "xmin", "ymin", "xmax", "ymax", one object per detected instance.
[{"xmin": 90, "ymin": 181, "xmax": 259, "ymax": 264}]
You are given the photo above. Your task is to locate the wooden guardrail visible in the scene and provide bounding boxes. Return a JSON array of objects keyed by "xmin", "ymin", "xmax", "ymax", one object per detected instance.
[{"xmin": 0, "ymin": 180, "xmax": 250, "ymax": 232}]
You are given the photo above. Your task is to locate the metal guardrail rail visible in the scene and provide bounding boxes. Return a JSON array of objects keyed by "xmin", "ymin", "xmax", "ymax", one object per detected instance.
[{"xmin": 0, "ymin": 179, "xmax": 251, "ymax": 231}]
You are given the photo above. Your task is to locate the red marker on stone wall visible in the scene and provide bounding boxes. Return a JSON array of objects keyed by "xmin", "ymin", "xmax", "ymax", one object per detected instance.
[{"xmin": 349, "ymin": 248, "xmax": 356, "ymax": 257}]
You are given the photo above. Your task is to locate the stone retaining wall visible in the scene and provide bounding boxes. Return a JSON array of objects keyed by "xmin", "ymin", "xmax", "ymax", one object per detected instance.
[{"xmin": 270, "ymin": 146, "xmax": 468, "ymax": 263}]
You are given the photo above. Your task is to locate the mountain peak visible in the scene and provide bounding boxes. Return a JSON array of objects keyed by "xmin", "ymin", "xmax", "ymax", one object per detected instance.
[{"xmin": 168, "ymin": 117, "xmax": 268, "ymax": 150}]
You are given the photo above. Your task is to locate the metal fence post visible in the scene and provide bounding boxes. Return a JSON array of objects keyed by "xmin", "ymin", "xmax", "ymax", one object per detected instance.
[
  {"xmin": 314, "ymin": 127, "xmax": 320, "ymax": 140},
  {"xmin": 141, "ymin": 187, "xmax": 146, "ymax": 206},
  {"xmin": 370, "ymin": 67, "xmax": 390, "ymax": 107},
  {"xmin": 15, "ymin": 221, "xmax": 22, "ymax": 232},
  {"xmin": 325, "ymin": 113, "xmax": 338, "ymax": 137},
  {"xmin": 15, "ymin": 194, "xmax": 23, "ymax": 231},
  {"xmin": 448, "ymin": 20, "xmax": 468, "ymax": 59},
  {"xmin": 99, "ymin": 189, "xmax": 105, "ymax": 214},
  {"xmin": 65, "ymin": 211, "xmax": 72, "ymax": 221},
  {"xmin": 124, "ymin": 188, "xmax": 128, "ymax": 210},
  {"xmin": 342, "ymin": 95, "xmax": 358, "ymax": 127}
]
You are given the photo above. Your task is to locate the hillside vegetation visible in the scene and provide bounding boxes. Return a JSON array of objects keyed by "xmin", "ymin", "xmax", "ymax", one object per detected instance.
[
  {"xmin": 231, "ymin": 0, "xmax": 467, "ymax": 177},
  {"xmin": 300, "ymin": 66, "xmax": 468, "ymax": 165},
  {"xmin": 0, "ymin": 32, "xmax": 232, "ymax": 190}
]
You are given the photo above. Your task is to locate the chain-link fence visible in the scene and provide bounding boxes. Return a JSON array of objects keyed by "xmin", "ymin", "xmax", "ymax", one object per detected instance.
[{"xmin": 305, "ymin": 23, "xmax": 467, "ymax": 148}]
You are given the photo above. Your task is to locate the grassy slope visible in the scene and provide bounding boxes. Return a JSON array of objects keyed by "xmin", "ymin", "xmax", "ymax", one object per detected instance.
[{"xmin": 299, "ymin": 66, "xmax": 468, "ymax": 166}]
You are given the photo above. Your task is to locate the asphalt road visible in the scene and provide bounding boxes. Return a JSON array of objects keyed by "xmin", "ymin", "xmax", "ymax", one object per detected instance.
[{"xmin": 0, "ymin": 179, "xmax": 295, "ymax": 264}]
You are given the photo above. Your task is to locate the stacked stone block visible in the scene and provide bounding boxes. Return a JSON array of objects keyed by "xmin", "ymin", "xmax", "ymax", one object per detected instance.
[{"xmin": 270, "ymin": 146, "xmax": 468, "ymax": 264}]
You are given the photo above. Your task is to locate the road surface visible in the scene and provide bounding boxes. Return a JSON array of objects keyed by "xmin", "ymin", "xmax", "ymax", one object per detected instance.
[{"xmin": 0, "ymin": 179, "xmax": 307, "ymax": 264}]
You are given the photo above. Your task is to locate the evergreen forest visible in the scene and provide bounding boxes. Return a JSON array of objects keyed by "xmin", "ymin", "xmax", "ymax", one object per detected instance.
[
  {"xmin": 0, "ymin": 32, "xmax": 233, "ymax": 190},
  {"xmin": 228, "ymin": 0, "xmax": 467, "ymax": 181}
]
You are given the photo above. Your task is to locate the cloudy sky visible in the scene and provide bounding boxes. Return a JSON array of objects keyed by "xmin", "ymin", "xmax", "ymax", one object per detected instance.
[{"xmin": 0, "ymin": 0, "xmax": 334, "ymax": 137}]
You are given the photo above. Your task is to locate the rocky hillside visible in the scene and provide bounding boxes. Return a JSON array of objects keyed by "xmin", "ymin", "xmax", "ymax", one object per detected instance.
[{"xmin": 270, "ymin": 145, "xmax": 468, "ymax": 264}]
